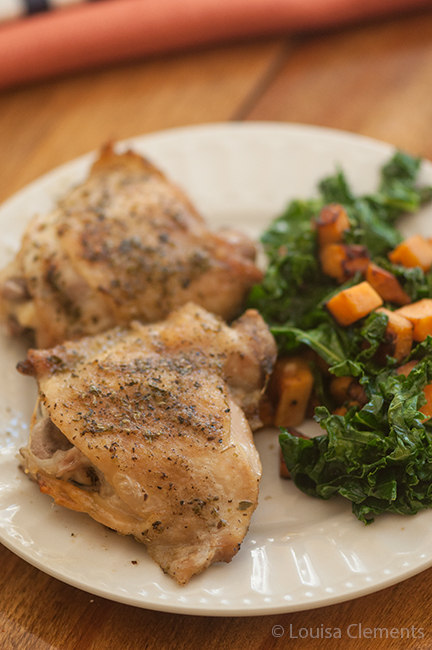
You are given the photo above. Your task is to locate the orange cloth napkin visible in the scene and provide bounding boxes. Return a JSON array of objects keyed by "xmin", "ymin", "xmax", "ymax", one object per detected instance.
[{"xmin": 0, "ymin": 0, "xmax": 431, "ymax": 90}]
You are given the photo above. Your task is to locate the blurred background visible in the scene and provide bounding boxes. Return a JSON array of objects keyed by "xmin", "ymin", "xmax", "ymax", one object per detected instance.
[{"xmin": 1, "ymin": 0, "xmax": 432, "ymax": 203}]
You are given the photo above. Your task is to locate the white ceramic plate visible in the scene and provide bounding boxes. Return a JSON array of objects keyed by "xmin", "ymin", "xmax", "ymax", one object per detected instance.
[{"xmin": 1, "ymin": 123, "xmax": 432, "ymax": 617}]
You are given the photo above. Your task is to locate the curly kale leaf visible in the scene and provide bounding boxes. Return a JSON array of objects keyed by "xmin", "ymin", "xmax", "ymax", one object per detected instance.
[
  {"xmin": 248, "ymin": 150, "xmax": 432, "ymax": 333},
  {"xmin": 280, "ymin": 359, "xmax": 432, "ymax": 523}
]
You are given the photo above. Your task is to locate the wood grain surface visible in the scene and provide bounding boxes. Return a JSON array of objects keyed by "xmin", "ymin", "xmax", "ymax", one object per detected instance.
[{"xmin": 2, "ymin": 6, "xmax": 432, "ymax": 650}]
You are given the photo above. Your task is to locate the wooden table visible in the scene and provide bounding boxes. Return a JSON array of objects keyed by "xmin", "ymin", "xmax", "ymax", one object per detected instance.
[{"xmin": 2, "ymin": 6, "xmax": 432, "ymax": 649}]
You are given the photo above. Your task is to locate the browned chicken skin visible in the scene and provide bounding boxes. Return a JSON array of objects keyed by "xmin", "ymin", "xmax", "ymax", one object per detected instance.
[
  {"xmin": 18, "ymin": 303, "xmax": 277, "ymax": 584},
  {"xmin": 0, "ymin": 144, "xmax": 263, "ymax": 348}
]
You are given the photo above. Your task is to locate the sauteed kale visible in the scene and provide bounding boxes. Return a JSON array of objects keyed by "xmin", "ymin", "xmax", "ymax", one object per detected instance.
[{"xmin": 248, "ymin": 151, "xmax": 432, "ymax": 522}]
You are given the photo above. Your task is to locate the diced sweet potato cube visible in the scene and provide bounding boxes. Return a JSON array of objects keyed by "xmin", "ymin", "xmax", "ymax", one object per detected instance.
[
  {"xmin": 315, "ymin": 203, "xmax": 350, "ymax": 246},
  {"xmin": 269, "ymin": 357, "xmax": 315, "ymax": 428},
  {"xmin": 342, "ymin": 247, "xmax": 370, "ymax": 278},
  {"xmin": 320, "ymin": 243, "xmax": 370, "ymax": 283},
  {"xmin": 332, "ymin": 405, "xmax": 348, "ymax": 416},
  {"xmin": 332, "ymin": 400, "xmax": 363, "ymax": 415},
  {"xmin": 319, "ymin": 244, "xmax": 346, "ymax": 282},
  {"xmin": 366, "ymin": 262, "xmax": 411, "ymax": 306},
  {"xmin": 326, "ymin": 281, "xmax": 383, "ymax": 326},
  {"xmin": 396, "ymin": 360, "xmax": 418, "ymax": 376},
  {"xmin": 347, "ymin": 382, "xmax": 368, "ymax": 406},
  {"xmin": 388, "ymin": 234, "xmax": 432, "ymax": 272},
  {"xmin": 375, "ymin": 307, "xmax": 413, "ymax": 362},
  {"xmin": 395, "ymin": 299, "xmax": 432, "ymax": 341},
  {"xmin": 330, "ymin": 376, "xmax": 368, "ymax": 405},
  {"xmin": 420, "ymin": 384, "xmax": 432, "ymax": 419},
  {"xmin": 329, "ymin": 376, "xmax": 352, "ymax": 403}
]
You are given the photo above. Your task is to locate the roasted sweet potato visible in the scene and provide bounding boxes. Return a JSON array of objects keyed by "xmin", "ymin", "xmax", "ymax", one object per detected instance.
[
  {"xmin": 315, "ymin": 203, "xmax": 350, "ymax": 246},
  {"xmin": 365, "ymin": 262, "xmax": 411, "ymax": 306},
  {"xmin": 269, "ymin": 357, "xmax": 315, "ymax": 428},
  {"xmin": 326, "ymin": 281, "xmax": 383, "ymax": 326},
  {"xmin": 329, "ymin": 376, "xmax": 353, "ymax": 404},
  {"xmin": 347, "ymin": 382, "xmax": 368, "ymax": 406},
  {"xmin": 329, "ymin": 375, "xmax": 368, "ymax": 407},
  {"xmin": 396, "ymin": 360, "xmax": 418, "ymax": 376},
  {"xmin": 420, "ymin": 384, "xmax": 432, "ymax": 419},
  {"xmin": 320, "ymin": 243, "xmax": 370, "ymax": 283},
  {"xmin": 332, "ymin": 400, "xmax": 365, "ymax": 415},
  {"xmin": 395, "ymin": 299, "xmax": 432, "ymax": 341},
  {"xmin": 375, "ymin": 307, "xmax": 413, "ymax": 362},
  {"xmin": 388, "ymin": 234, "xmax": 432, "ymax": 272},
  {"xmin": 332, "ymin": 405, "xmax": 349, "ymax": 416}
]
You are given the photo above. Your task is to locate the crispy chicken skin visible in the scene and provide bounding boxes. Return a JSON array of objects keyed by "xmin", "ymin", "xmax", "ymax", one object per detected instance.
[
  {"xmin": 18, "ymin": 303, "xmax": 277, "ymax": 584},
  {"xmin": 0, "ymin": 144, "xmax": 262, "ymax": 348}
]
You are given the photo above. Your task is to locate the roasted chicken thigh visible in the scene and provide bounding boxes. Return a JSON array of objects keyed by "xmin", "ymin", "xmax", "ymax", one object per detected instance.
[
  {"xmin": 18, "ymin": 303, "xmax": 277, "ymax": 584},
  {"xmin": 0, "ymin": 145, "xmax": 262, "ymax": 347}
]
